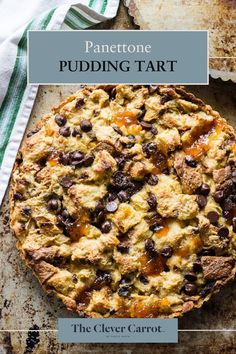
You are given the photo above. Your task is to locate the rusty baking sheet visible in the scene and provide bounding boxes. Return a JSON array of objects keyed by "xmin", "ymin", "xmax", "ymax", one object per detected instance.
[
  {"xmin": 1, "ymin": 81, "xmax": 236, "ymax": 353},
  {"xmin": 124, "ymin": 0, "xmax": 236, "ymax": 82}
]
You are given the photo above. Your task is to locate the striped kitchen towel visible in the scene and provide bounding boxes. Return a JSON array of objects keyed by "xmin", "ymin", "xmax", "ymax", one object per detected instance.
[{"xmin": 0, "ymin": 0, "xmax": 120, "ymax": 205}]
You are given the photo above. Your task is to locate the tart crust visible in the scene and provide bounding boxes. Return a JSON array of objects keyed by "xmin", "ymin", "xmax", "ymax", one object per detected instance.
[{"xmin": 10, "ymin": 85, "xmax": 236, "ymax": 318}]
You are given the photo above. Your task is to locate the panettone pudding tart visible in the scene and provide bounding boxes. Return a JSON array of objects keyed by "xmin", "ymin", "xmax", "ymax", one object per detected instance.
[{"xmin": 10, "ymin": 85, "xmax": 236, "ymax": 318}]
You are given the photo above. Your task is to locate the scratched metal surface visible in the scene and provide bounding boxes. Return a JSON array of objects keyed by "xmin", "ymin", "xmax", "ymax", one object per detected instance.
[{"xmin": 1, "ymin": 79, "xmax": 236, "ymax": 354}]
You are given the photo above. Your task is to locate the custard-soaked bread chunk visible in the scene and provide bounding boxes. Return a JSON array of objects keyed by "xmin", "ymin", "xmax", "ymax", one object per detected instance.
[{"xmin": 10, "ymin": 85, "xmax": 236, "ymax": 318}]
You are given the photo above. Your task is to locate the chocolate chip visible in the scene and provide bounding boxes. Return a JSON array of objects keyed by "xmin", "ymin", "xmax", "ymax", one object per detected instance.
[
  {"xmin": 147, "ymin": 193, "xmax": 157, "ymax": 210},
  {"xmin": 23, "ymin": 207, "xmax": 31, "ymax": 216},
  {"xmin": 200, "ymin": 281, "xmax": 215, "ymax": 297},
  {"xmin": 113, "ymin": 126, "xmax": 122, "ymax": 135},
  {"xmin": 80, "ymin": 119, "xmax": 92, "ymax": 132},
  {"xmin": 214, "ymin": 190, "xmax": 224, "ymax": 203},
  {"xmin": 142, "ymin": 142, "xmax": 157, "ymax": 157},
  {"xmin": 184, "ymin": 272, "xmax": 197, "ymax": 282},
  {"xmin": 185, "ymin": 155, "xmax": 197, "ymax": 167},
  {"xmin": 59, "ymin": 176, "xmax": 73, "ymax": 188},
  {"xmin": 82, "ymin": 154, "xmax": 94, "ymax": 167},
  {"xmin": 140, "ymin": 121, "xmax": 153, "ymax": 130},
  {"xmin": 47, "ymin": 198, "xmax": 59, "ymax": 211},
  {"xmin": 184, "ymin": 283, "xmax": 198, "ymax": 296},
  {"xmin": 218, "ymin": 227, "xmax": 229, "ymax": 239},
  {"xmin": 55, "ymin": 114, "xmax": 67, "ymax": 127},
  {"xmin": 148, "ymin": 85, "xmax": 158, "ymax": 94},
  {"xmin": 72, "ymin": 127, "xmax": 82, "ymax": 137},
  {"xmin": 59, "ymin": 152, "xmax": 70, "ymax": 165},
  {"xmin": 161, "ymin": 246, "xmax": 173, "ymax": 258},
  {"xmin": 71, "ymin": 151, "xmax": 84, "ymax": 165},
  {"xmin": 110, "ymin": 309, "xmax": 116, "ymax": 315},
  {"xmin": 146, "ymin": 174, "xmax": 159, "ymax": 186},
  {"xmin": 14, "ymin": 192, "xmax": 23, "ymax": 201},
  {"xmin": 118, "ymin": 285, "xmax": 131, "ymax": 297},
  {"xmin": 196, "ymin": 195, "xmax": 207, "ymax": 208},
  {"xmin": 117, "ymin": 243, "xmax": 129, "ymax": 253},
  {"xmin": 72, "ymin": 274, "xmax": 78, "ymax": 283},
  {"xmin": 59, "ymin": 126, "xmax": 71, "ymax": 137},
  {"xmin": 139, "ymin": 275, "xmax": 149, "ymax": 284},
  {"xmin": 145, "ymin": 239, "xmax": 157, "ymax": 257},
  {"xmin": 199, "ymin": 183, "xmax": 210, "ymax": 196},
  {"xmin": 75, "ymin": 98, "xmax": 85, "ymax": 109},
  {"xmin": 207, "ymin": 211, "xmax": 219, "ymax": 224},
  {"xmin": 192, "ymin": 261, "xmax": 202, "ymax": 272},
  {"xmin": 100, "ymin": 220, "xmax": 112, "ymax": 233},
  {"xmin": 106, "ymin": 201, "xmax": 118, "ymax": 213},
  {"xmin": 117, "ymin": 190, "xmax": 129, "ymax": 202}
]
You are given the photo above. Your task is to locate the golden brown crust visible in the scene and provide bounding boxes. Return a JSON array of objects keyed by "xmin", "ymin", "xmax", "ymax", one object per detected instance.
[{"xmin": 10, "ymin": 85, "xmax": 236, "ymax": 318}]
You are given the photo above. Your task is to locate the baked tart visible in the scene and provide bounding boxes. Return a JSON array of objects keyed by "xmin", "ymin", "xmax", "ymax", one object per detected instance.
[{"xmin": 10, "ymin": 85, "xmax": 236, "ymax": 317}]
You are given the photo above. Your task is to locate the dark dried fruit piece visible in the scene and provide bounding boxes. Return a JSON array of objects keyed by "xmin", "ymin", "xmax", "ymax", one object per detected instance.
[
  {"xmin": 80, "ymin": 119, "xmax": 92, "ymax": 132},
  {"xmin": 55, "ymin": 114, "xmax": 67, "ymax": 127},
  {"xmin": 95, "ymin": 270, "xmax": 112, "ymax": 288},
  {"xmin": 117, "ymin": 190, "xmax": 129, "ymax": 202},
  {"xmin": 145, "ymin": 239, "xmax": 157, "ymax": 257},
  {"xmin": 139, "ymin": 275, "xmax": 149, "ymax": 284},
  {"xmin": 118, "ymin": 285, "xmax": 131, "ymax": 297},
  {"xmin": 147, "ymin": 193, "xmax": 157, "ymax": 210},
  {"xmin": 75, "ymin": 98, "xmax": 85, "ymax": 109},
  {"xmin": 146, "ymin": 174, "xmax": 159, "ymax": 186},
  {"xmin": 14, "ymin": 192, "xmax": 23, "ymax": 201},
  {"xmin": 185, "ymin": 155, "xmax": 197, "ymax": 167},
  {"xmin": 59, "ymin": 176, "xmax": 73, "ymax": 188},
  {"xmin": 142, "ymin": 142, "xmax": 157, "ymax": 157},
  {"xmin": 113, "ymin": 126, "xmax": 122, "ymax": 135},
  {"xmin": 200, "ymin": 281, "xmax": 215, "ymax": 297},
  {"xmin": 112, "ymin": 171, "xmax": 132, "ymax": 189},
  {"xmin": 22, "ymin": 207, "xmax": 31, "ymax": 216},
  {"xmin": 72, "ymin": 274, "xmax": 78, "ymax": 283}
]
